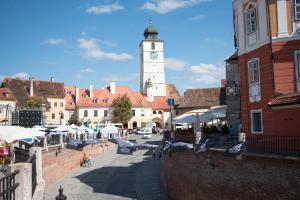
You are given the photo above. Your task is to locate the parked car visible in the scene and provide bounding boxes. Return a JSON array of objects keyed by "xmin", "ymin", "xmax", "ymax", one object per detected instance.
[
  {"xmin": 137, "ymin": 127, "xmax": 152, "ymax": 135},
  {"xmin": 127, "ymin": 129, "xmax": 135, "ymax": 134},
  {"xmin": 142, "ymin": 133, "xmax": 151, "ymax": 139}
]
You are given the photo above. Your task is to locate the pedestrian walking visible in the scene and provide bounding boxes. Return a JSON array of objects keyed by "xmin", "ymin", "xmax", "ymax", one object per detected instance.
[
  {"xmin": 87, "ymin": 153, "xmax": 92, "ymax": 167},
  {"xmin": 152, "ymin": 148, "xmax": 157, "ymax": 160},
  {"xmin": 82, "ymin": 153, "xmax": 88, "ymax": 167}
]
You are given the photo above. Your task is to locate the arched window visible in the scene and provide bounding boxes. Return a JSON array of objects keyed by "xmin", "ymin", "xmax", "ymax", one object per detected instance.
[
  {"xmin": 153, "ymin": 111, "xmax": 157, "ymax": 114},
  {"xmin": 151, "ymin": 42, "xmax": 155, "ymax": 50},
  {"xmin": 246, "ymin": 3, "xmax": 257, "ymax": 35},
  {"xmin": 158, "ymin": 111, "xmax": 162, "ymax": 114}
]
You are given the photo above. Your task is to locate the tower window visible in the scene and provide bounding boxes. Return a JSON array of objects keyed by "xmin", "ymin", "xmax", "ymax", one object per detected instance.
[
  {"xmin": 246, "ymin": 7, "xmax": 257, "ymax": 35},
  {"xmin": 151, "ymin": 42, "xmax": 155, "ymax": 50}
]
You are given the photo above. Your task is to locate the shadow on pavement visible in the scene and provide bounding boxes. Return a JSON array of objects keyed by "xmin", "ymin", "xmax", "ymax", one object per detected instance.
[{"xmin": 74, "ymin": 148, "xmax": 167, "ymax": 199}]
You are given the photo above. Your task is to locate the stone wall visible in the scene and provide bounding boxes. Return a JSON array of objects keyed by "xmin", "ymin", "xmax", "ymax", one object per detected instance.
[
  {"xmin": 42, "ymin": 142, "xmax": 116, "ymax": 188},
  {"xmin": 161, "ymin": 150, "xmax": 300, "ymax": 200}
]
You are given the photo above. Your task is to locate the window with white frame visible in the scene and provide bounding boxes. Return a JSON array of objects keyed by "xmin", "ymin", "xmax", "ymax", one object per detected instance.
[
  {"xmin": 247, "ymin": 7, "xmax": 257, "ymax": 35},
  {"xmin": 104, "ymin": 110, "xmax": 108, "ymax": 117},
  {"xmin": 84, "ymin": 110, "xmax": 88, "ymax": 117},
  {"xmin": 248, "ymin": 60, "xmax": 260, "ymax": 84},
  {"xmin": 295, "ymin": 0, "xmax": 300, "ymax": 21},
  {"xmin": 251, "ymin": 110, "xmax": 263, "ymax": 133},
  {"xmin": 94, "ymin": 110, "xmax": 98, "ymax": 117}
]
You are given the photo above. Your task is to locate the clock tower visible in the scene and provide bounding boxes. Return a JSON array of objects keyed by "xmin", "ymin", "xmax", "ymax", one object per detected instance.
[{"xmin": 140, "ymin": 23, "xmax": 166, "ymax": 97}]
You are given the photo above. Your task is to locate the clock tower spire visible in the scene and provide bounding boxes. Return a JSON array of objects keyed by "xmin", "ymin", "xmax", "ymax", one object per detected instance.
[{"xmin": 140, "ymin": 21, "xmax": 166, "ymax": 98}]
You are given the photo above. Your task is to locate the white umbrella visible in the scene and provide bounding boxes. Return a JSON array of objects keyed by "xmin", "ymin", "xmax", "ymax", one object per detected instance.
[
  {"xmin": 27, "ymin": 128, "xmax": 46, "ymax": 137},
  {"xmin": 0, "ymin": 126, "xmax": 37, "ymax": 143}
]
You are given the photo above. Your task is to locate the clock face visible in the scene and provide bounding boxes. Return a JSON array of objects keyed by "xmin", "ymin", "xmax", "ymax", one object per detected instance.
[{"xmin": 150, "ymin": 52, "xmax": 158, "ymax": 60}]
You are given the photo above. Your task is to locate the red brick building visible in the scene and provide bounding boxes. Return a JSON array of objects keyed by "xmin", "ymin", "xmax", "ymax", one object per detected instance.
[{"xmin": 233, "ymin": 0, "xmax": 300, "ymax": 136}]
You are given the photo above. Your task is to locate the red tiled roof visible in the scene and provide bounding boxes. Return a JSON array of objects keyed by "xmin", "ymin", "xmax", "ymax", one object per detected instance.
[
  {"xmin": 178, "ymin": 87, "xmax": 226, "ymax": 109},
  {"xmin": 65, "ymin": 86, "xmax": 76, "ymax": 110},
  {"xmin": 151, "ymin": 96, "xmax": 169, "ymax": 110},
  {"xmin": 0, "ymin": 88, "xmax": 16, "ymax": 101},
  {"xmin": 166, "ymin": 84, "xmax": 182, "ymax": 105},
  {"xmin": 268, "ymin": 93, "xmax": 300, "ymax": 107},
  {"xmin": 77, "ymin": 86, "xmax": 151, "ymax": 108},
  {"xmin": 2, "ymin": 78, "xmax": 65, "ymax": 108}
]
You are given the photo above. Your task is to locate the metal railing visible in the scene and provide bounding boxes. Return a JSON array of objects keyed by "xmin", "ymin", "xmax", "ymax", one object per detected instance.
[
  {"xmin": 0, "ymin": 170, "xmax": 20, "ymax": 200},
  {"xmin": 26, "ymin": 154, "xmax": 37, "ymax": 196},
  {"xmin": 172, "ymin": 132, "xmax": 300, "ymax": 157},
  {"xmin": 246, "ymin": 135, "xmax": 300, "ymax": 157}
]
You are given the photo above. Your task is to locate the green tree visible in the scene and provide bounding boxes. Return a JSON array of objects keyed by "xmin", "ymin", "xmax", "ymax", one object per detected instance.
[
  {"xmin": 111, "ymin": 94, "xmax": 133, "ymax": 125},
  {"xmin": 26, "ymin": 97, "xmax": 43, "ymax": 109}
]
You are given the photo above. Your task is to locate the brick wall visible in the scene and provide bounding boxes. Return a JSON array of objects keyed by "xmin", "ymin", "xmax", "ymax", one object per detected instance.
[
  {"xmin": 42, "ymin": 142, "xmax": 116, "ymax": 188},
  {"xmin": 161, "ymin": 150, "xmax": 300, "ymax": 200}
]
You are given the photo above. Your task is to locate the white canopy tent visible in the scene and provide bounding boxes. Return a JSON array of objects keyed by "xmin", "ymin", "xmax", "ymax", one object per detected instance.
[
  {"xmin": 100, "ymin": 124, "xmax": 119, "ymax": 138},
  {"xmin": 50, "ymin": 124, "xmax": 76, "ymax": 135},
  {"xmin": 0, "ymin": 126, "xmax": 37, "ymax": 143}
]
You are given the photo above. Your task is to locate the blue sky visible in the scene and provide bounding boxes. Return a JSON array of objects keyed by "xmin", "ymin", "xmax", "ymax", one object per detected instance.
[{"xmin": 0, "ymin": 0, "xmax": 235, "ymax": 94}]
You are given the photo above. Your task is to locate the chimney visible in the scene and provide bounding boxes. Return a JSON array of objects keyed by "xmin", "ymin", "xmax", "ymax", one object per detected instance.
[
  {"xmin": 89, "ymin": 84, "xmax": 93, "ymax": 98},
  {"xmin": 75, "ymin": 87, "xmax": 79, "ymax": 104},
  {"xmin": 29, "ymin": 77, "xmax": 34, "ymax": 97},
  {"xmin": 50, "ymin": 77, "xmax": 54, "ymax": 82},
  {"xmin": 110, "ymin": 81, "xmax": 115, "ymax": 95}
]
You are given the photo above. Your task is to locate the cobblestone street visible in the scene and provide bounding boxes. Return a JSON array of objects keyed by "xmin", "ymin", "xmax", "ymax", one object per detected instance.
[{"xmin": 44, "ymin": 134, "xmax": 168, "ymax": 200}]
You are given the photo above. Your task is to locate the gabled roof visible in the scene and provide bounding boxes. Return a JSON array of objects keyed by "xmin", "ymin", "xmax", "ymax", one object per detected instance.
[
  {"xmin": 0, "ymin": 88, "xmax": 16, "ymax": 101},
  {"xmin": 76, "ymin": 86, "xmax": 151, "ymax": 108},
  {"xmin": 2, "ymin": 78, "xmax": 65, "ymax": 108},
  {"xmin": 268, "ymin": 93, "xmax": 300, "ymax": 107},
  {"xmin": 178, "ymin": 87, "xmax": 226, "ymax": 109},
  {"xmin": 65, "ymin": 86, "xmax": 76, "ymax": 110}
]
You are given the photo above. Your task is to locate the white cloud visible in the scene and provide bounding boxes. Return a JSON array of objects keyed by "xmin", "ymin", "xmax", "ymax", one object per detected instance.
[
  {"xmin": 46, "ymin": 38, "xmax": 66, "ymax": 45},
  {"xmin": 190, "ymin": 14, "xmax": 206, "ymax": 20},
  {"xmin": 0, "ymin": 72, "xmax": 30, "ymax": 81},
  {"xmin": 188, "ymin": 63, "xmax": 225, "ymax": 85},
  {"xmin": 86, "ymin": 3, "xmax": 124, "ymax": 14},
  {"xmin": 78, "ymin": 38, "xmax": 133, "ymax": 61},
  {"xmin": 165, "ymin": 58, "xmax": 187, "ymax": 71},
  {"xmin": 101, "ymin": 73, "xmax": 139, "ymax": 82},
  {"xmin": 76, "ymin": 68, "xmax": 95, "ymax": 79},
  {"xmin": 141, "ymin": 0, "xmax": 211, "ymax": 14}
]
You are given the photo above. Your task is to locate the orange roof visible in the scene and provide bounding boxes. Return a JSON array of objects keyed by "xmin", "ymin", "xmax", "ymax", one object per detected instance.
[
  {"xmin": 0, "ymin": 88, "xmax": 16, "ymax": 101},
  {"xmin": 76, "ymin": 86, "xmax": 151, "ymax": 108},
  {"xmin": 65, "ymin": 86, "xmax": 76, "ymax": 110},
  {"xmin": 151, "ymin": 96, "xmax": 169, "ymax": 110}
]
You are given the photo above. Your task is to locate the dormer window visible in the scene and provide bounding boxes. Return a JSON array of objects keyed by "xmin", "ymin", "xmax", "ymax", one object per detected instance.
[
  {"xmin": 3, "ymin": 92, "xmax": 9, "ymax": 97},
  {"xmin": 69, "ymin": 101, "xmax": 73, "ymax": 105},
  {"xmin": 247, "ymin": 6, "xmax": 257, "ymax": 35},
  {"xmin": 103, "ymin": 98, "xmax": 109, "ymax": 103},
  {"xmin": 67, "ymin": 90, "xmax": 72, "ymax": 95},
  {"xmin": 92, "ymin": 98, "xmax": 98, "ymax": 103}
]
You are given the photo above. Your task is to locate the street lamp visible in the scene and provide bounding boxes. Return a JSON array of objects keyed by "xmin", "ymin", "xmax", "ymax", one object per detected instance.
[{"xmin": 41, "ymin": 104, "xmax": 46, "ymax": 127}]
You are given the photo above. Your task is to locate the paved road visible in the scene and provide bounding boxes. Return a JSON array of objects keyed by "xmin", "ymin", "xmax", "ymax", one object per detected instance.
[{"xmin": 44, "ymin": 134, "xmax": 169, "ymax": 200}]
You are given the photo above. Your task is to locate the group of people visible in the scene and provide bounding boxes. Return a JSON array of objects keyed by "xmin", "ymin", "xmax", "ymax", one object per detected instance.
[{"xmin": 81, "ymin": 153, "xmax": 92, "ymax": 167}]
